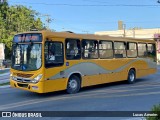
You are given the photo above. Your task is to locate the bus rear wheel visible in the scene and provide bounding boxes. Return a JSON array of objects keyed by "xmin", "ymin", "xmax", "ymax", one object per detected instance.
[
  {"xmin": 127, "ymin": 69, "xmax": 136, "ymax": 84},
  {"xmin": 67, "ymin": 75, "xmax": 81, "ymax": 94}
]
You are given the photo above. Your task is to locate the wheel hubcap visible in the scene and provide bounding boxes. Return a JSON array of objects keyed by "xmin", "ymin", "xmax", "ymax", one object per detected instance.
[
  {"xmin": 69, "ymin": 79, "xmax": 77, "ymax": 89},
  {"xmin": 130, "ymin": 73, "xmax": 135, "ymax": 82}
]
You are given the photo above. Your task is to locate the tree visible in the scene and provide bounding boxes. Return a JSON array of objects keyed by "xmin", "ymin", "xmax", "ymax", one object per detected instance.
[{"xmin": 0, "ymin": 0, "xmax": 44, "ymax": 59}]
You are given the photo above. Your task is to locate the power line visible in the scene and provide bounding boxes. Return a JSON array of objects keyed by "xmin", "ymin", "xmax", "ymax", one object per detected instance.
[
  {"xmin": 54, "ymin": 18, "xmax": 160, "ymax": 24},
  {"xmin": 8, "ymin": 1, "xmax": 160, "ymax": 7},
  {"xmin": 82, "ymin": 0, "xmax": 110, "ymax": 4}
]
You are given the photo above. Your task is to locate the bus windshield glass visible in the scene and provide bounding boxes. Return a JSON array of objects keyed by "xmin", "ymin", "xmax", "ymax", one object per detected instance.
[
  {"xmin": 12, "ymin": 43, "xmax": 42, "ymax": 71},
  {"xmin": 12, "ymin": 33, "xmax": 42, "ymax": 71}
]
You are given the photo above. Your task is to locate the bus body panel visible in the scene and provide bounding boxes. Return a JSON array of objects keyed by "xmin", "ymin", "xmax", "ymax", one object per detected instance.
[
  {"xmin": 43, "ymin": 78, "xmax": 68, "ymax": 93},
  {"xmin": 10, "ymin": 57, "xmax": 156, "ymax": 93},
  {"xmin": 10, "ymin": 80, "xmax": 44, "ymax": 93},
  {"xmin": 10, "ymin": 30, "xmax": 157, "ymax": 93}
]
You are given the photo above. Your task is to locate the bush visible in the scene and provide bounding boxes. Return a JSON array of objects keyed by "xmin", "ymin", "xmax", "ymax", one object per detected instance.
[{"xmin": 146, "ymin": 104, "xmax": 160, "ymax": 120}]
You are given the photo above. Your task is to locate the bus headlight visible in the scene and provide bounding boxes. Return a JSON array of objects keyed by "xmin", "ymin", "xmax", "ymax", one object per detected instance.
[
  {"xmin": 11, "ymin": 75, "xmax": 17, "ymax": 81},
  {"xmin": 12, "ymin": 76, "xmax": 17, "ymax": 81},
  {"xmin": 10, "ymin": 74, "xmax": 17, "ymax": 81},
  {"xmin": 32, "ymin": 74, "xmax": 42, "ymax": 83},
  {"xmin": 10, "ymin": 73, "xmax": 12, "ymax": 79}
]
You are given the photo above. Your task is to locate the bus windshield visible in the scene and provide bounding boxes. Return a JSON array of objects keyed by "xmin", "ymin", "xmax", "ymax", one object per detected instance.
[{"xmin": 11, "ymin": 43, "xmax": 42, "ymax": 71}]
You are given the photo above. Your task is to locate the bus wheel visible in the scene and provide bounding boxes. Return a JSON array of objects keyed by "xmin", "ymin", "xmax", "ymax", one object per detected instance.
[
  {"xmin": 67, "ymin": 75, "xmax": 81, "ymax": 94},
  {"xmin": 127, "ymin": 69, "xmax": 136, "ymax": 84}
]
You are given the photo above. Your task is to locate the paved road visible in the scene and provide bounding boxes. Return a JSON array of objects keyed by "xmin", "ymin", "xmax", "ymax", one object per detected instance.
[
  {"xmin": 0, "ymin": 68, "xmax": 10, "ymax": 84},
  {"xmin": 0, "ymin": 67, "xmax": 160, "ymax": 120},
  {"xmin": 0, "ymin": 73, "xmax": 10, "ymax": 84}
]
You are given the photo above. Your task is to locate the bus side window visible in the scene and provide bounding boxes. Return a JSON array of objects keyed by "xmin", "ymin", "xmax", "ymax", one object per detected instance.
[
  {"xmin": 147, "ymin": 43, "xmax": 156, "ymax": 61},
  {"xmin": 45, "ymin": 41, "xmax": 64, "ymax": 68},
  {"xmin": 127, "ymin": 42, "xmax": 137, "ymax": 58},
  {"xmin": 65, "ymin": 39, "xmax": 81, "ymax": 60},
  {"xmin": 114, "ymin": 42, "xmax": 126, "ymax": 58},
  {"xmin": 138, "ymin": 43, "xmax": 147, "ymax": 57},
  {"xmin": 82, "ymin": 39, "xmax": 98, "ymax": 59},
  {"xmin": 99, "ymin": 40, "xmax": 113, "ymax": 59}
]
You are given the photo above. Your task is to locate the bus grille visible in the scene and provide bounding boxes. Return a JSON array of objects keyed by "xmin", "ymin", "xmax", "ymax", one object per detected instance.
[
  {"xmin": 17, "ymin": 83, "xmax": 28, "ymax": 88},
  {"xmin": 13, "ymin": 73, "xmax": 34, "ymax": 78}
]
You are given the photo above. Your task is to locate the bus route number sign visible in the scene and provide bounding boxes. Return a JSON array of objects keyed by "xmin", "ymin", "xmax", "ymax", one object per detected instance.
[{"xmin": 13, "ymin": 34, "xmax": 42, "ymax": 43}]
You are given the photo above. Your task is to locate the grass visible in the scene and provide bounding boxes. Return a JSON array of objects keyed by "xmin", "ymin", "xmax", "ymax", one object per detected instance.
[
  {"xmin": 146, "ymin": 104, "xmax": 160, "ymax": 120},
  {"xmin": 0, "ymin": 82, "xmax": 10, "ymax": 86}
]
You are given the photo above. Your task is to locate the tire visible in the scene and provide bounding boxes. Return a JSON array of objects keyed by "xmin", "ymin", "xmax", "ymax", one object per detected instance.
[
  {"xmin": 66, "ymin": 75, "xmax": 81, "ymax": 94},
  {"xmin": 127, "ymin": 69, "xmax": 136, "ymax": 84}
]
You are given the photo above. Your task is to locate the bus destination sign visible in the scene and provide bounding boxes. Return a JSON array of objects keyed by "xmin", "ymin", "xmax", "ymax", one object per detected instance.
[{"xmin": 13, "ymin": 34, "xmax": 42, "ymax": 43}]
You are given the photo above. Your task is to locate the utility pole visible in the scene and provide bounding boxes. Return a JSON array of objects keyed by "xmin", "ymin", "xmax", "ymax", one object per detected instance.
[
  {"xmin": 39, "ymin": 14, "xmax": 52, "ymax": 30},
  {"xmin": 45, "ymin": 14, "xmax": 52, "ymax": 30},
  {"xmin": 133, "ymin": 27, "xmax": 135, "ymax": 38},
  {"xmin": 123, "ymin": 24, "xmax": 126, "ymax": 37},
  {"xmin": 82, "ymin": 30, "xmax": 89, "ymax": 34}
]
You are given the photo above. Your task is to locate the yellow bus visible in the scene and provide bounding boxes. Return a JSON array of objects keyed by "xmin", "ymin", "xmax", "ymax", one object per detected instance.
[{"xmin": 10, "ymin": 30, "xmax": 157, "ymax": 94}]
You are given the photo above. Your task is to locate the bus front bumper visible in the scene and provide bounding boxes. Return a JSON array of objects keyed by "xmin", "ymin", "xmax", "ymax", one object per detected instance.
[{"xmin": 10, "ymin": 80, "xmax": 44, "ymax": 93}]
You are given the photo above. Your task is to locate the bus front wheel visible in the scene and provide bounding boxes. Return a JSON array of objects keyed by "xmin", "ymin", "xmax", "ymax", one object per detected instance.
[
  {"xmin": 127, "ymin": 69, "xmax": 136, "ymax": 84},
  {"xmin": 67, "ymin": 75, "xmax": 81, "ymax": 94}
]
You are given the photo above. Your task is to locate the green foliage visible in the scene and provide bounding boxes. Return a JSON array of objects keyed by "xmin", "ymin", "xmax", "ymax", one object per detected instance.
[
  {"xmin": 0, "ymin": 0, "xmax": 44, "ymax": 59},
  {"xmin": 146, "ymin": 104, "xmax": 160, "ymax": 120},
  {"xmin": 0, "ymin": 82, "xmax": 9, "ymax": 86}
]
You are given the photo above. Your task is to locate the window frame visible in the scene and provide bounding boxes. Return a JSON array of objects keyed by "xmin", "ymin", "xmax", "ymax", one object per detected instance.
[
  {"xmin": 114, "ymin": 41, "xmax": 127, "ymax": 58},
  {"xmin": 81, "ymin": 39, "xmax": 99, "ymax": 59},
  {"xmin": 45, "ymin": 41, "xmax": 64, "ymax": 68},
  {"xmin": 126, "ymin": 42, "xmax": 138, "ymax": 58},
  {"xmin": 137, "ymin": 42, "xmax": 147, "ymax": 57},
  {"xmin": 147, "ymin": 43, "xmax": 156, "ymax": 60},
  {"xmin": 65, "ymin": 38, "xmax": 81, "ymax": 60},
  {"xmin": 99, "ymin": 40, "xmax": 114, "ymax": 59},
  {"xmin": 147, "ymin": 43, "xmax": 156, "ymax": 52}
]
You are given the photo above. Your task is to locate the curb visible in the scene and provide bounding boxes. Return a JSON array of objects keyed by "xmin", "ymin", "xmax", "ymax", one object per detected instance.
[
  {"xmin": 0, "ymin": 71, "xmax": 10, "ymax": 84},
  {"xmin": 0, "ymin": 69, "xmax": 10, "ymax": 88},
  {"xmin": 0, "ymin": 79, "xmax": 9, "ymax": 84},
  {"xmin": 0, "ymin": 72, "xmax": 10, "ymax": 77},
  {"xmin": 0, "ymin": 68, "xmax": 10, "ymax": 73},
  {"xmin": 0, "ymin": 85, "xmax": 10, "ymax": 88}
]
